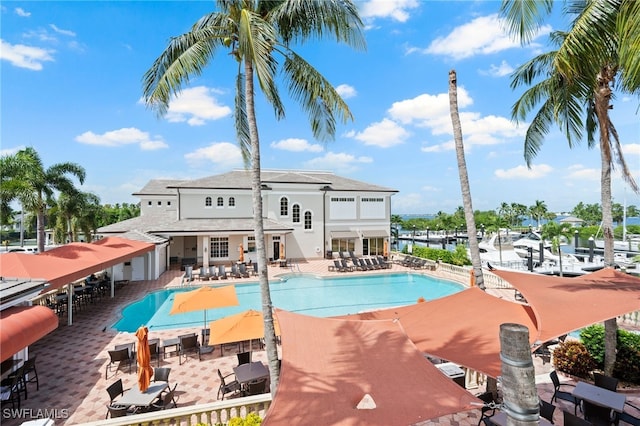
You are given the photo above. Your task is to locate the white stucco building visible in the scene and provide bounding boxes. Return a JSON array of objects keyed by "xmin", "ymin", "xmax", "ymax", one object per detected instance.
[{"xmin": 98, "ymin": 170, "xmax": 397, "ymax": 274}]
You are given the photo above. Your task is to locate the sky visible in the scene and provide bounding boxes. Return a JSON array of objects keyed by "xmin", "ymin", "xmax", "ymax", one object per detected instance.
[{"xmin": 2, "ymin": 0, "xmax": 639, "ymax": 215}]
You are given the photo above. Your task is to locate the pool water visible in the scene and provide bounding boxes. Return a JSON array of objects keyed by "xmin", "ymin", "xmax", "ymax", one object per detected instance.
[{"xmin": 113, "ymin": 273, "xmax": 464, "ymax": 332}]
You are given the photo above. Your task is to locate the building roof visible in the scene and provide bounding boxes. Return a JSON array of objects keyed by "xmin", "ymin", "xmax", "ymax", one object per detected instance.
[
  {"xmin": 98, "ymin": 211, "xmax": 293, "ymax": 234},
  {"xmin": 132, "ymin": 179, "xmax": 187, "ymax": 196},
  {"xmin": 0, "ymin": 277, "xmax": 49, "ymax": 307},
  {"xmin": 167, "ymin": 170, "xmax": 397, "ymax": 193}
]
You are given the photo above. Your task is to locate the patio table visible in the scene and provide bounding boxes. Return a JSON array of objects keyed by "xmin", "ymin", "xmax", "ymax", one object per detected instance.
[
  {"xmin": 233, "ymin": 361, "xmax": 269, "ymax": 386},
  {"xmin": 572, "ymin": 381, "xmax": 626, "ymax": 412},
  {"xmin": 162, "ymin": 337, "xmax": 181, "ymax": 358},
  {"xmin": 116, "ymin": 382, "xmax": 168, "ymax": 408}
]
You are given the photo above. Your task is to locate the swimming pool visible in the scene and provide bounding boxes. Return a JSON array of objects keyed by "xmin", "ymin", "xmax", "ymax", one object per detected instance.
[{"xmin": 113, "ymin": 273, "xmax": 464, "ymax": 332}]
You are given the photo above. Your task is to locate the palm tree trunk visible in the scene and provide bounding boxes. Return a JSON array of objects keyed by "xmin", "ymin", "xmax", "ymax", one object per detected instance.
[
  {"xmin": 245, "ymin": 59, "xmax": 280, "ymax": 393},
  {"xmin": 448, "ymin": 70, "xmax": 484, "ymax": 290},
  {"xmin": 595, "ymin": 65, "xmax": 617, "ymax": 375},
  {"xmin": 37, "ymin": 203, "xmax": 46, "ymax": 253}
]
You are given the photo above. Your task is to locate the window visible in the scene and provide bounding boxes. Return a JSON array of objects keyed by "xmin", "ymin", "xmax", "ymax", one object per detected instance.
[
  {"xmin": 210, "ymin": 237, "xmax": 229, "ymax": 258},
  {"xmin": 363, "ymin": 238, "xmax": 384, "ymax": 256},
  {"xmin": 280, "ymin": 197, "xmax": 289, "ymax": 216},
  {"xmin": 331, "ymin": 197, "xmax": 355, "ymax": 202},
  {"xmin": 167, "ymin": 201, "xmax": 171, "ymax": 206},
  {"xmin": 217, "ymin": 197, "xmax": 224, "ymax": 207},
  {"xmin": 304, "ymin": 211, "xmax": 312, "ymax": 230},
  {"xmin": 157, "ymin": 201, "xmax": 162, "ymax": 206},
  {"xmin": 331, "ymin": 238, "xmax": 355, "ymax": 253},
  {"xmin": 228, "ymin": 197, "xmax": 235, "ymax": 207},
  {"xmin": 148, "ymin": 201, "xmax": 152, "ymax": 206},
  {"xmin": 292, "ymin": 204, "xmax": 300, "ymax": 223},
  {"xmin": 247, "ymin": 236, "xmax": 256, "ymax": 253},
  {"xmin": 205, "ymin": 197, "xmax": 212, "ymax": 207}
]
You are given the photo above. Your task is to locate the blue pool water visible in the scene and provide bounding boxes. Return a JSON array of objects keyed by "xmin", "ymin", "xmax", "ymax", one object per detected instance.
[{"xmin": 113, "ymin": 273, "xmax": 464, "ymax": 332}]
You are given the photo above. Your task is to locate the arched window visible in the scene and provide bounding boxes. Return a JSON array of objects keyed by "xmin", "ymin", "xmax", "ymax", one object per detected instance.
[
  {"xmin": 292, "ymin": 204, "xmax": 300, "ymax": 223},
  {"xmin": 217, "ymin": 197, "xmax": 224, "ymax": 207},
  {"xmin": 280, "ymin": 197, "xmax": 289, "ymax": 216},
  {"xmin": 205, "ymin": 196, "xmax": 212, "ymax": 207},
  {"xmin": 304, "ymin": 211, "xmax": 312, "ymax": 230},
  {"xmin": 228, "ymin": 197, "xmax": 235, "ymax": 207}
]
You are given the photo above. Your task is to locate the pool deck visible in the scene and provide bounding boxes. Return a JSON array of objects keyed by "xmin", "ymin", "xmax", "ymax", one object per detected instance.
[{"xmin": 4, "ymin": 258, "xmax": 639, "ymax": 425}]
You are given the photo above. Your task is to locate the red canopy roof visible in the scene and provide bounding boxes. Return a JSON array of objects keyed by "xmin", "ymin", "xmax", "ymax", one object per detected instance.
[
  {"xmin": 339, "ymin": 288, "xmax": 538, "ymax": 378},
  {"xmin": 265, "ymin": 310, "xmax": 479, "ymax": 426},
  {"xmin": 492, "ymin": 267, "xmax": 640, "ymax": 343},
  {"xmin": 0, "ymin": 237, "xmax": 154, "ymax": 291},
  {"xmin": 0, "ymin": 305, "xmax": 58, "ymax": 362}
]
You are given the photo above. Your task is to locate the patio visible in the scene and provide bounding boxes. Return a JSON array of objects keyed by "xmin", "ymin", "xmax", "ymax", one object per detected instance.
[{"xmin": 2, "ymin": 258, "xmax": 638, "ymax": 425}]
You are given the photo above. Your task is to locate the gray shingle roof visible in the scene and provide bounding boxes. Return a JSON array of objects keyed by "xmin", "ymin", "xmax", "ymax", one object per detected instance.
[{"xmin": 133, "ymin": 179, "xmax": 187, "ymax": 196}]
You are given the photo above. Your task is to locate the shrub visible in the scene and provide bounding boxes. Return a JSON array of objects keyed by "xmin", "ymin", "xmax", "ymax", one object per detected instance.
[
  {"xmin": 580, "ymin": 325, "xmax": 605, "ymax": 367},
  {"xmin": 552, "ymin": 340, "xmax": 596, "ymax": 378},
  {"xmin": 228, "ymin": 413, "xmax": 262, "ymax": 426},
  {"xmin": 613, "ymin": 345, "xmax": 640, "ymax": 384},
  {"xmin": 580, "ymin": 324, "xmax": 640, "ymax": 383}
]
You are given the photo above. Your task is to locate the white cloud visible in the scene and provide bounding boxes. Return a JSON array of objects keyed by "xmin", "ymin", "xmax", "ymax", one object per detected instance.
[
  {"xmin": 565, "ymin": 165, "xmax": 600, "ymax": 181},
  {"xmin": 184, "ymin": 142, "xmax": 243, "ymax": 167},
  {"xmin": 495, "ymin": 164, "xmax": 553, "ymax": 179},
  {"xmin": 359, "ymin": 0, "xmax": 420, "ymax": 23},
  {"xmin": 0, "ymin": 145, "xmax": 27, "ymax": 156},
  {"xmin": 479, "ymin": 60, "xmax": 514, "ymax": 77},
  {"xmin": 270, "ymin": 138, "xmax": 323, "ymax": 153},
  {"xmin": 304, "ymin": 152, "xmax": 372, "ymax": 173},
  {"xmin": 421, "ymin": 140, "xmax": 455, "ymax": 153},
  {"xmin": 388, "ymin": 89, "xmax": 473, "ymax": 125},
  {"xmin": 422, "ymin": 185, "xmax": 440, "ymax": 192},
  {"xmin": 0, "ymin": 39, "xmax": 54, "ymax": 70},
  {"xmin": 75, "ymin": 127, "xmax": 168, "ymax": 150},
  {"xmin": 165, "ymin": 86, "xmax": 232, "ymax": 126},
  {"xmin": 335, "ymin": 84, "xmax": 357, "ymax": 99},
  {"xmin": 420, "ymin": 14, "xmax": 551, "ymax": 60},
  {"xmin": 49, "ymin": 24, "xmax": 76, "ymax": 37},
  {"xmin": 15, "ymin": 7, "xmax": 30, "ymax": 17},
  {"xmin": 622, "ymin": 143, "xmax": 640, "ymax": 156},
  {"xmin": 349, "ymin": 118, "xmax": 410, "ymax": 148}
]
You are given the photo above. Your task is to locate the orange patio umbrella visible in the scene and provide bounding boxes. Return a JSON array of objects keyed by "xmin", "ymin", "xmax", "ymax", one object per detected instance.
[
  {"xmin": 208, "ymin": 309, "xmax": 280, "ymax": 351},
  {"xmin": 169, "ymin": 285, "xmax": 240, "ymax": 329},
  {"xmin": 135, "ymin": 326, "xmax": 153, "ymax": 392}
]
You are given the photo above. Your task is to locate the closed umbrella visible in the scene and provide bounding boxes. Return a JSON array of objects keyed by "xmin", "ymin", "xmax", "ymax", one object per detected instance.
[
  {"xmin": 135, "ymin": 326, "xmax": 153, "ymax": 392},
  {"xmin": 279, "ymin": 243, "xmax": 285, "ymax": 261},
  {"xmin": 383, "ymin": 240, "xmax": 389, "ymax": 257},
  {"xmin": 238, "ymin": 244, "xmax": 244, "ymax": 263},
  {"xmin": 208, "ymin": 309, "xmax": 280, "ymax": 354},
  {"xmin": 169, "ymin": 285, "xmax": 240, "ymax": 329}
]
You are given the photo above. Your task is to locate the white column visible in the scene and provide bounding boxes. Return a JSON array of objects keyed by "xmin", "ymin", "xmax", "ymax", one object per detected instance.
[{"xmin": 202, "ymin": 236, "xmax": 210, "ymax": 270}]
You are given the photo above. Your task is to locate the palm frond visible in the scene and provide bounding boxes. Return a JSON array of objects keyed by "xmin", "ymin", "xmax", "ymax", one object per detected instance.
[
  {"xmin": 269, "ymin": 0, "xmax": 366, "ymax": 50},
  {"xmin": 282, "ymin": 49, "xmax": 353, "ymax": 142},
  {"xmin": 142, "ymin": 24, "xmax": 227, "ymax": 116},
  {"xmin": 500, "ymin": 0, "xmax": 553, "ymax": 44},
  {"xmin": 523, "ymin": 98, "xmax": 555, "ymax": 166},
  {"xmin": 235, "ymin": 71, "xmax": 252, "ymax": 166},
  {"xmin": 607, "ymin": 118, "xmax": 639, "ymax": 193},
  {"xmin": 617, "ymin": 0, "xmax": 640, "ymax": 92},
  {"xmin": 510, "ymin": 50, "xmax": 558, "ymax": 89}
]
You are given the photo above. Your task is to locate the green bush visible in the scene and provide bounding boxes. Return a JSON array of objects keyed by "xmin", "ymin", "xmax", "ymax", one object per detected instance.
[
  {"xmin": 412, "ymin": 245, "xmax": 470, "ymax": 266},
  {"xmin": 580, "ymin": 325, "xmax": 605, "ymax": 366},
  {"xmin": 552, "ymin": 341, "xmax": 596, "ymax": 378},
  {"xmin": 228, "ymin": 413, "xmax": 262, "ymax": 426},
  {"xmin": 580, "ymin": 324, "xmax": 640, "ymax": 383}
]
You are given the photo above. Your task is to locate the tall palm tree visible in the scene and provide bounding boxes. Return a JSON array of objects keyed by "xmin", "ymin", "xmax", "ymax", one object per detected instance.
[
  {"xmin": 1, "ymin": 147, "xmax": 85, "ymax": 252},
  {"xmin": 143, "ymin": 0, "xmax": 364, "ymax": 392},
  {"xmin": 529, "ymin": 200, "xmax": 548, "ymax": 229},
  {"xmin": 56, "ymin": 190, "xmax": 101, "ymax": 243},
  {"xmin": 501, "ymin": 0, "xmax": 640, "ymax": 375},
  {"xmin": 448, "ymin": 70, "xmax": 484, "ymax": 290}
]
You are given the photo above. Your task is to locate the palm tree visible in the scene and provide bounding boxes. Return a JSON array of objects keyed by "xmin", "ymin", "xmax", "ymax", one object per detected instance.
[
  {"xmin": 501, "ymin": 0, "xmax": 640, "ymax": 375},
  {"xmin": 449, "ymin": 70, "xmax": 484, "ymax": 290},
  {"xmin": 1, "ymin": 147, "xmax": 85, "ymax": 252},
  {"xmin": 529, "ymin": 200, "xmax": 548, "ymax": 229},
  {"xmin": 56, "ymin": 190, "xmax": 101, "ymax": 243},
  {"xmin": 143, "ymin": 0, "xmax": 364, "ymax": 392}
]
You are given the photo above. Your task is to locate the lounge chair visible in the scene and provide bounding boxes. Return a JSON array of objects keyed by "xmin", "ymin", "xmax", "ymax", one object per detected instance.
[
  {"xmin": 366, "ymin": 257, "xmax": 381, "ymax": 269},
  {"xmin": 252, "ymin": 263, "xmax": 259, "ymax": 276},
  {"xmin": 238, "ymin": 264, "xmax": 251, "ymax": 278},
  {"xmin": 209, "ymin": 266, "xmax": 219, "ymax": 280},
  {"xmin": 358, "ymin": 258, "xmax": 373, "ymax": 271},
  {"xmin": 329, "ymin": 260, "xmax": 342, "ymax": 272},
  {"xmin": 377, "ymin": 256, "xmax": 391, "ymax": 269},
  {"xmin": 218, "ymin": 265, "xmax": 228, "ymax": 279},
  {"xmin": 340, "ymin": 259, "xmax": 353, "ymax": 272},
  {"xmin": 199, "ymin": 266, "xmax": 210, "ymax": 281}
]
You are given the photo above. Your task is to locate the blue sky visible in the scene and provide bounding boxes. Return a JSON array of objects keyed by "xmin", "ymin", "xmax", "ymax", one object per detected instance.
[{"xmin": 2, "ymin": 1, "xmax": 639, "ymax": 215}]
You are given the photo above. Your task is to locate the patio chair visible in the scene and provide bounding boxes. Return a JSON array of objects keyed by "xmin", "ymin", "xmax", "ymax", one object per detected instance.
[
  {"xmin": 178, "ymin": 334, "xmax": 201, "ymax": 365},
  {"xmin": 365, "ymin": 257, "xmax": 381, "ymax": 269},
  {"xmin": 199, "ymin": 328, "xmax": 215, "ymax": 356},
  {"xmin": 540, "ymin": 399, "xmax": 556, "ymax": 424},
  {"xmin": 550, "ymin": 371, "xmax": 580, "ymax": 415},
  {"xmin": 209, "ymin": 266, "xmax": 219, "ymax": 280},
  {"xmin": 217, "ymin": 369, "xmax": 241, "ymax": 400},
  {"xmin": 244, "ymin": 378, "xmax": 267, "ymax": 396},
  {"xmin": 339, "ymin": 259, "xmax": 353, "ymax": 272},
  {"xmin": 476, "ymin": 391, "xmax": 497, "ymax": 426},
  {"xmin": 593, "ymin": 372, "xmax": 618, "ymax": 391},
  {"xmin": 237, "ymin": 351, "xmax": 251, "ymax": 366},
  {"xmin": 199, "ymin": 266, "xmax": 210, "ymax": 281},
  {"xmin": 377, "ymin": 256, "xmax": 391, "ymax": 269},
  {"xmin": 151, "ymin": 383, "xmax": 178, "ymax": 411},
  {"xmin": 563, "ymin": 411, "xmax": 592, "ymax": 426},
  {"xmin": 149, "ymin": 339, "xmax": 161, "ymax": 368},
  {"xmin": 105, "ymin": 378, "xmax": 128, "ymax": 418},
  {"xmin": 230, "ymin": 264, "xmax": 242, "ymax": 279},
  {"xmin": 105, "ymin": 347, "xmax": 133, "ymax": 379},
  {"xmin": 252, "ymin": 263, "xmax": 259, "ymax": 276},
  {"xmin": 583, "ymin": 400, "xmax": 615, "ymax": 426},
  {"xmin": 106, "ymin": 404, "xmax": 137, "ymax": 418},
  {"xmin": 153, "ymin": 367, "xmax": 171, "ymax": 383},
  {"xmin": 218, "ymin": 265, "xmax": 228, "ymax": 279},
  {"xmin": 0, "ymin": 365, "xmax": 24, "ymax": 409}
]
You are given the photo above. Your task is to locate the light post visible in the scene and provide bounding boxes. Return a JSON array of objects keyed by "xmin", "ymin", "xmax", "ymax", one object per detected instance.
[
  {"xmin": 411, "ymin": 225, "xmax": 416, "ymax": 254},
  {"xmin": 426, "ymin": 227, "xmax": 430, "ymax": 247}
]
